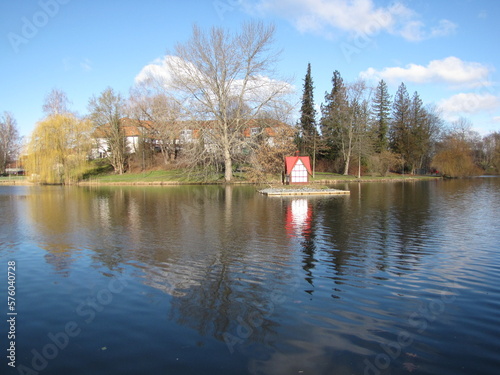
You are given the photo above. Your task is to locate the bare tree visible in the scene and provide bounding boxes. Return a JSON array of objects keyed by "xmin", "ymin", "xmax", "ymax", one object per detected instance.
[
  {"xmin": 128, "ymin": 86, "xmax": 183, "ymax": 166},
  {"xmin": 43, "ymin": 88, "xmax": 72, "ymax": 116},
  {"xmin": 0, "ymin": 112, "xmax": 20, "ymax": 174},
  {"xmin": 482, "ymin": 131, "xmax": 500, "ymax": 172},
  {"xmin": 432, "ymin": 117, "xmax": 482, "ymax": 177},
  {"xmin": 141, "ymin": 21, "xmax": 292, "ymax": 182},
  {"xmin": 88, "ymin": 88, "xmax": 128, "ymax": 174}
]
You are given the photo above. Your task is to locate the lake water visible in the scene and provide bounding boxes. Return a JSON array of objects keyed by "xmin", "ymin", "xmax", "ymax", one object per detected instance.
[{"xmin": 1, "ymin": 178, "xmax": 499, "ymax": 375}]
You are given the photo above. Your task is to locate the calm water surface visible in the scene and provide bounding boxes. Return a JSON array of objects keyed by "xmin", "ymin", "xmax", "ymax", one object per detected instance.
[{"xmin": 1, "ymin": 178, "xmax": 499, "ymax": 375}]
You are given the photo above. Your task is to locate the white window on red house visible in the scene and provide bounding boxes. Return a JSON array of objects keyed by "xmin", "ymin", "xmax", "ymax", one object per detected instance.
[{"xmin": 291, "ymin": 159, "xmax": 308, "ymax": 183}]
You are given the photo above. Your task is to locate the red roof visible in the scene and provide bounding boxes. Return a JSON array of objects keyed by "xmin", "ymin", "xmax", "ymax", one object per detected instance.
[
  {"xmin": 93, "ymin": 118, "xmax": 291, "ymax": 139},
  {"xmin": 285, "ymin": 155, "xmax": 312, "ymax": 175}
]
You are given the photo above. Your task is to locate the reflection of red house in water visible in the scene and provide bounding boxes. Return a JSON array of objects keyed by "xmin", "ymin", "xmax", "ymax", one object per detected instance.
[
  {"xmin": 284, "ymin": 155, "xmax": 312, "ymax": 184},
  {"xmin": 285, "ymin": 199, "xmax": 313, "ymax": 238}
]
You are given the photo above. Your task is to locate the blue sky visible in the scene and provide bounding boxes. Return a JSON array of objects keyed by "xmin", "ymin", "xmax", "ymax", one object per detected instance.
[{"xmin": 1, "ymin": 0, "xmax": 499, "ymax": 138}]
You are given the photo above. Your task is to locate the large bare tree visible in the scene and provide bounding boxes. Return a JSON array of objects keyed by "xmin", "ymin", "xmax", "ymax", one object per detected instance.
[
  {"xmin": 0, "ymin": 112, "xmax": 20, "ymax": 174},
  {"xmin": 140, "ymin": 21, "xmax": 292, "ymax": 182},
  {"xmin": 88, "ymin": 88, "xmax": 128, "ymax": 174},
  {"xmin": 128, "ymin": 86, "xmax": 183, "ymax": 166}
]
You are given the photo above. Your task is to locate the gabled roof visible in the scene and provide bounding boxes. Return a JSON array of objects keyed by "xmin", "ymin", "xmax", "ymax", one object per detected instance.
[
  {"xmin": 93, "ymin": 118, "xmax": 154, "ymax": 138},
  {"xmin": 285, "ymin": 155, "xmax": 312, "ymax": 175}
]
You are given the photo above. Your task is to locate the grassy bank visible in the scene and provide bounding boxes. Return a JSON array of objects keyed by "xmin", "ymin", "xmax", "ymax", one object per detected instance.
[
  {"xmin": 77, "ymin": 169, "xmax": 440, "ymax": 186},
  {"xmin": 311, "ymin": 172, "xmax": 440, "ymax": 183},
  {"xmin": 78, "ymin": 170, "xmax": 252, "ymax": 185},
  {"xmin": 0, "ymin": 172, "xmax": 440, "ymax": 186},
  {"xmin": 0, "ymin": 176, "xmax": 31, "ymax": 185}
]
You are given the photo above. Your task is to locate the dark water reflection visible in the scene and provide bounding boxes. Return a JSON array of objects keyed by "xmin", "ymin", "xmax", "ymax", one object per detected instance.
[{"xmin": 1, "ymin": 178, "xmax": 499, "ymax": 374}]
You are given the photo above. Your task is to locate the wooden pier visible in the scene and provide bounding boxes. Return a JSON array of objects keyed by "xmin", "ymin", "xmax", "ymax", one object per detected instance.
[{"xmin": 259, "ymin": 187, "xmax": 350, "ymax": 196}]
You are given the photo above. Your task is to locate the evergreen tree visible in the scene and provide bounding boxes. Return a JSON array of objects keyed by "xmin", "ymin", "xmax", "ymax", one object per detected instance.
[
  {"xmin": 409, "ymin": 91, "xmax": 429, "ymax": 172},
  {"xmin": 371, "ymin": 79, "xmax": 391, "ymax": 153},
  {"xmin": 298, "ymin": 63, "xmax": 317, "ymax": 158},
  {"xmin": 321, "ymin": 70, "xmax": 348, "ymax": 163},
  {"xmin": 390, "ymin": 82, "xmax": 411, "ymax": 171}
]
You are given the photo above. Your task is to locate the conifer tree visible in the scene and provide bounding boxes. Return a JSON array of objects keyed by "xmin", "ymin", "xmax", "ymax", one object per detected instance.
[
  {"xmin": 371, "ymin": 79, "xmax": 391, "ymax": 153},
  {"xmin": 409, "ymin": 91, "xmax": 428, "ymax": 172},
  {"xmin": 298, "ymin": 63, "xmax": 317, "ymax": 156},
  {"xmin": 298, "ymin": 63, "xmax": 318, "ymax": 175},
  {"xmin": 321, "ymin": 70, "xmax": 348, "ymax": 163},
  {"xmin": 390, "ymin": 82, "xmax": 411, "ymax": 171}
]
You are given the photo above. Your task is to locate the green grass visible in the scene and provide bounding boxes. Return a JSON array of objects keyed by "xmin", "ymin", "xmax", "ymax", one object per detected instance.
[
  {"xmin": 81, "ymin": 169, "xmax": 439, "ymax": 185},
  {"xmin": 84, "ymin": 170, "xmax": 195, "ymax": 183},
  {"xmin": 311, "ymin": 172, "xmax": 438, "ymax": 181},
  {"xmin": 0, "ymin": 175, "xmax": 28, "ymax": 182}
]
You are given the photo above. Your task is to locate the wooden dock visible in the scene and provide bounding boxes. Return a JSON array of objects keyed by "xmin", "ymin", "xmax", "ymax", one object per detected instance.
[{"xmin": 259, "ymin": 187, "xmax": 350, "ymax": 196}]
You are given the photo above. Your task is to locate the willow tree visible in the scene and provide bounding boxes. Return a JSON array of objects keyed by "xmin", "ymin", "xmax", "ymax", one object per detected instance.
[
  {"xmin": 140, "ymin": 21, "xmax": 292, "ymax": 182},
  {"xmin": 25, "ymin": 114, "xmax": 92, "ymax": 184}
]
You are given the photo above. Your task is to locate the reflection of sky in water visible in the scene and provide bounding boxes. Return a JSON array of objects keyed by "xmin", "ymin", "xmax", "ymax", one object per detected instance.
[{"xmin": 2, "ymin": 180, "xmax": 500, "ymax": 375}]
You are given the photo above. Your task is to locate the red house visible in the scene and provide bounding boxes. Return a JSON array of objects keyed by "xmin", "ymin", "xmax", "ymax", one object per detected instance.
[{"xmin": 284, "ymin": 155, "xmax": 312, "ymax": 184}]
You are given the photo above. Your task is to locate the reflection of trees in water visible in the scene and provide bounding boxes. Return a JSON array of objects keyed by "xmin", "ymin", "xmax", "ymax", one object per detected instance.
[
  {"xmin": 290, "ymin": 183, "xmax": 436, "ymax": 296},
  {"xmin": 70, "ymin": 185, "xmax": 295, "ymax": 349},
  {"xmin": 25, "ymin": 187, "xmax": 97, "ymax": 274},
  {"xmin": 158, "ymin": 187, "xmax": 294, "ymax": 349}
]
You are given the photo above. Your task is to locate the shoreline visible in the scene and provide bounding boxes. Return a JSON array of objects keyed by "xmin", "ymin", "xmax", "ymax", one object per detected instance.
[
  {"xmin": 1, "ymin": 176, "xmax": 442, "ymax": 187},
  {"xmin": 78, "ymin": 175, "xmax": 442, "ymax": 186}
]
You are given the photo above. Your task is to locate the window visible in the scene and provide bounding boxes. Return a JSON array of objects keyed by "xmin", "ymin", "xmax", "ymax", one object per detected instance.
[
  {"xmin": 180, "ymin": 129, "xmax": 193, "ymax": 142},
  {"xmin": 291, "ymin": 160, "xmax": 308, "ymax": 183},
  {"xmin": 250, "ymin": 127, "xmax": 260, "ymax": 136}
]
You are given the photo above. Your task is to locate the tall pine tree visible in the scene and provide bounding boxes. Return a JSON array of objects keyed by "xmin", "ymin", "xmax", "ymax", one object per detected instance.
[
  {"xmin": 390, "ymin": 82, "xmax": 411, "ymax": 171},
  {"xmin": 321, "ymin": 70, "xmax": 348, "ymax": 165},
  {"xmin": 371, "ymin": 79, "xmax": 391, "ymax": 153},
  {"xmin": 298, "ymin": 63, "xmax": 317, "ymax": 159}
]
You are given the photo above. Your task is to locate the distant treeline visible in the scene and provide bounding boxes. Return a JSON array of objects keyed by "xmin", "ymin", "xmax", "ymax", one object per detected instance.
[{"xmin": 297, "ymin": 64, "xmax": 500, "ymax": 178}]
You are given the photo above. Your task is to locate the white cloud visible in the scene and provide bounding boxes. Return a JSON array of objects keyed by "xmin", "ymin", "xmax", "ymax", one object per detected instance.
[
  {"xmin": 399, "ymin": 18, "xmax": 457, "ymax": 42},
  {"xmin": 438, "ymin": 93, "xmax": 500, "ymax": 115},
  {"xmin": 242, "ymin": 0, "xmax": 456, "ymax": 41},
  {"xmin": 360, "ymin": 57, "xmax": 493, "ymax": 88},
  {"xmin": 135, "ymin": 56, "xmax": 184, "ymax": 88},
  {"xmin": 135, "ymin": 55, "xmax": 294, "ymax": 100},
  {"xmin": 493, "ymin": 116, "xmax": 500, "ymax": 123}
]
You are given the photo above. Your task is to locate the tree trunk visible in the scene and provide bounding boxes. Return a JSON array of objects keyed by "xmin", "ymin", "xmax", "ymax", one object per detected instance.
[
  {"xmin": 224, "ymin": 148, "xmax": 232, "ymax": 182},
  {"xmin": 343, "ymin": 143, "xmax": 352, "ymax": 175}
]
